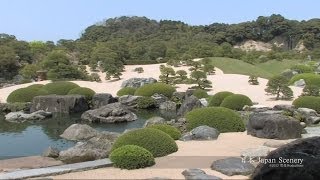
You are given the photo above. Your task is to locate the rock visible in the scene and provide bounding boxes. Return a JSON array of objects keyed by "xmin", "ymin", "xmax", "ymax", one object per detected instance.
[
  {"xmin": 280, "ymin": 69, "xmax": 298, "ymax": 80},
  {"xmin": 0, "ymin": 102, "xmax": 32, "ymax": 113},
  {"xmin": 143, "ymin": 116, "xmax": 166, "ymax": 127},
  {"xmin": 121, "ymin": 77, "xmax": 157, "ymax": 88},
  {"xmin": 300, "ymin": 122, "xmax": 307, "ymax": 128},
  {"xmin": 59, "ymin": 135, "xmax": 113, "ymax": 163},
  {"xmin": 211, "ymin": 157, "xmax": 255, "ymax": 176},
  {"xmin": 296, "ymin": 108, "xmax": 320, "ymax": 125},
  {"xmin": 293, "ymin": 79, "xmax": 306, "ymax": 87},
  {"xmin": 297, "ymin": 107, "xmax": 318, "ymax": 117},
  {"xmin": 119, "ymin": 95, "xmax": 141, "ymax": 107},
  {"xmin": 185, "ymin": 89, "xmax": 195, "ymax": 97},
  {"xmin": 241, "ymin": 146, "xmax": 271, "ymax": 160},
  {"xmin": 199, "ymin": 98, "xmax": 208, "ymax": 107},
  {"xmin": 42, "ymin": 146, "xmax": 60, "ymax": 158},
  {"xmin": 81, "ymin": 103, "xmax": 137, "ymax": 123},
  {"xmin": 172, "ymin": 92, "xmax": 186, "ymax": 102},
  {"xmin": 5, "ymin": 110, "xmax": 52, "ymax": 123},
  {"xmin": 92, "ymin": 93, "xmax": 117, "ymax": 109},
  {"xmin": 182, "ymin": 169, "xmax": 221, "ymax": 180},
  {"xmin": 273, "ymin": 104, "xmax": 295, "ymax": 111},
  {"xmin": 263, "ymin": 139, "xmax": 295, "ymax": 148},
  {"xmin": 303, "ymin": 126, "xmax": 320, "ymax": 138},
  {"xmin": 60, "ymin": 124, "xmax": 100, "ymax": 141},
  {"xmin": 251, "ymin": 137, "xmax": 320, "ymax": 180},
  {"xmin": 247, "ymin": 105, "xmax": 271, "ymax": 112},
  {"xmin": 31, "ymin": 95, "xmax": 89, "ymax": 114},
  {"xmin": 177, "ymin": 95, "xmax": 202, "ymax": 116},
  {"xmin": 171, "ymin": 118, "xmax": 187, "ymax": 133},
  {"xmin": 151, "ymin": 93, "xmax": 168, "ymax": 107},
  {"xmin": 159, "ymin": 101, "xmax": 176, "ymax": 111},
  {"xmin": 181, "ymin": 126, "xmax": 220, "ymax": 141},
  {"xmin": 247, "ymin": 112, "xmax": 303, "ymax": 140}
]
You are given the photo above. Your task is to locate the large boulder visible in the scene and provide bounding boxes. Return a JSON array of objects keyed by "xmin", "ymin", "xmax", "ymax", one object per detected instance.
[
  {"xmin": 251, "ymin": 137, "xmax": 320, "ymax": 180},
  {"xmin": 31, "ymin": 95, "xmax": 89, "ymax": 114},
  {"xmin": 0, "ymin": 102, "xmax": 32, "ymax": 113},
  {"xmin": 199, "ymin": 98, "xmax": 208, "ymax": 107},
  {"xmin": 5, "ymin": 110, "xmax": 52, "ymax": 123},
  {"xmin": 177, "ymin": 95, "xmax": 202, "ymax": 116},
  {"xmin": 181, "ymin": 125, "xmax": 220, "ymax": 141},
  {"xmin": 211, "ymin": 157, "xmax": 255, "ymax": 176},
  {"xmin": 159, "ymin": 101, "xmax": 176, "ymax": 111},
  {"xmin": 119, "ymin": 95, "xmax": 141, "ymax": 107},
  {"xmin": 42, "ymin": 146, "xmax": 60, "ymax": 158},
  {"xmin": 182, "ymin": 169, "xmax": 221, "ymax": 180},
  {"xmin": 151, "ymin": 93, "xmax": 168, "ymax": 107},
  {"xmin": 247, "ymin": 112, "xmax": 303, "ymax": 140},
  {"xmin": 121, "ymin": 77, "xmax": 157, "ymax": 88},
  {"xmin": 296, "ymin": 108, "xmax": 320, "ymax": 125},
  {"xmin": 91, "ymin": 93, "xmax": 117, "ymax": 109},
  {"xmin": 143, "ymin": 116, "xmax": 166, "ymax": 127},
  {"xmin": 273, "ymin": 104, "xmax": 295, "ymax": 112},
  {"xmin": 60, "ymin": 124, "xmax": 99, "ymax": 141},
  {"xmin": 81, "ymin": 103, "xmax": 137, "ymax": 123}
]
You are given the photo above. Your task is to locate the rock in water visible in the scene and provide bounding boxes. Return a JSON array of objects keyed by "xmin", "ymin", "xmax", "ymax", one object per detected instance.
[
  {"xmin": 91, "ymin": 93, "xmax": 117, "ymax": 109},
  {"xmin": 121, "ymin": 77, "xmax": 157, "ymax": 88},
  {"xmin": 81, "ymin": 103, "xmax": 137, "ymax": 123},
  {"xmin": 119, "ymin": 95, "xmax": 141, "ymax": 107},
  {"xmin": 143, "ymin": 116, "xmax": 166, "ymax": 127},
  {"xmin": 31, "ymin": 95, "xmax": 88, "ymax": 114},
  {"xmin": 5, "ymin": 110, "xmax": 52, "ymax": 123},
  {"xmin": 247, "ymin": 112, "xmax": 303, "ymax": 139},
  {"xmin": 60, "ymin": 124, "xmax": 99, "ymax": 141},
  {"xmin": 251, "ymin": 137, "xmax": 320, "ymax": 180},
  {"xmin": 211, "ymin": 157, "xmax": 255, "ymax": 176}
]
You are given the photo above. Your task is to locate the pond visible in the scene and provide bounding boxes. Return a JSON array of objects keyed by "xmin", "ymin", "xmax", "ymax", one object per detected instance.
[{"xmin": 0, "ymin": 110, "xmax": 177, "ymax": 160}]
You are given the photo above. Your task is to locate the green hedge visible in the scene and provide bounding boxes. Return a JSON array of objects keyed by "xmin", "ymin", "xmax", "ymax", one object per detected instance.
[
  {"xmin": 293, "ymin": 96, "xmax": 320, "ymax": 113},
  {"xmin": 290, "ymin": 64, "xmax": 314, "ymax": 73},
  {"xmin": 134, "ymin": 83, "xmax": 176, "ymax": 98},
  {"xmin": 186, "ymin": 107, "xmax": 245, "ymax": 132},
  {"xmin": 7, "ymin": 87, "xmax": 49, "ymax": 103},
  {"xmin": 27, "ymin": 84, "xmax": 45, "ymax": 90},
  {"xmin": 220, "ymin": 94, "xmax": 253, "ymax": 111},
  {"xmin": 136, "ymin": 97, "xmax": 156, "ymax": 109},
  {"xmin": 289, "ymin": 73, "xmax": 320, "ymax": 87},
  {"xmin": 192, "ymin": 89, "xmax": 209, "ymax": 99},
  {"xmin": 68, "ymin": 87, "xmax": 95, "ymax": 99},
  {"xmin": 117, "ymin": 87, "xmax": 136, "ymax": 96},
  {"xmin": 148, "ymin": 124, "xmax": 181, "ymax": 140},
  {"xmin": 42, "ymin": 81, "xmax": 80, "ymax": 95},
  {"xmin": 208, "ymin": 91, "xmax": 234, "ymax": 107},
  {"xmin": 110, "ymin": 145, "xmax": 155, "ymax": 169},
  {"xmin": 112, "ymin": 128, "xmax": 178, "ymax": 157}
]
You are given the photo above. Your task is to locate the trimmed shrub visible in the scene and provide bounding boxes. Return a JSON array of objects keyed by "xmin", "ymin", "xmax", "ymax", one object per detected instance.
[
  {"xmin": 289, "ymin": 73, "xmax": 320, "ymax": 87},
  {"xmin": 220, "ymin": 94, "xmax": 253, "ymax": 111},
  {"xmin": 42, "ymin": 81, "xmax": 80, "ymax": 95},
  {"xmin": 7, "ymin": 87, "xmax": 49, "ymax": 103},
  {"xmin": 293, "ymin": 96, "xmax": 320, "ymax": 113},
  {"xmin": 290, "ymin": 64, "xmax": 314, "ymax": 74},
  {"xmin": 68, "ymin": 87, "xmax": 95, "ymax": 99},
  {"xmin": 208, "ymin": 91, "xmax": 234, "ymax": 107},
  {"xmin": 110, "ymin": 145, "xmax": 155, "ymax": 169},
  {"xmin": 192, "ymin": 89, "xmax": 209, "ymax": 99},
  {"xmin": 136, "ymin": 97, "xmax": 156, "ymax": 109},
  {"xmin": 117, "ymin": 87, "xmax": 136, "ymax": 96},
  {"xmin": 186, "ymin": 107, "xmax": 245, "ymax": 132},
  {"xmin": 148, "ymin": 124, "xmax": 182, "ymax": 140},
  {"xmin": 112, "ymin": 128, "xmax": 178, "ymax": 157},
  {"xmin": 134, "ymin": 83, "xmax": 176, "ymax": 98},
  {"xmin": 27, "ymin": 84, "xmax": 45, "ymax": 90}
]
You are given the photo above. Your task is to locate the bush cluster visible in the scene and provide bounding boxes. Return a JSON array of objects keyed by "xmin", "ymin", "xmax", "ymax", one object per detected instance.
[
  {"xmin": 112, "ymin": 128, "xmax": 178, "ymax": 157},
  {"xmin": 42, "ymin": 81, "xmax": 80, "ymax": 95},
  {"xmin": 293, "ymin": 96, "xmax": 320, "ymax": 113},
  {"xmin": 148, "ymin": 124, "xmax": 181, "ymax": 140},
  {"xmin": 117, "ymin": 87, "xmax": 136, "ymax": 96},
  {"xmin": 208, "ymin": 91, "xmax": 234, "ymax": 107},
  {"xmin": 109, "ymin": 145, "xmax": 155, "ymax": 169},
  {"xmin": 7, "ymin": 85, "xmax": 49, "ymax": 103},
  {"xmin": 67, "ymin": 87, "xmax": 95, "ymax": 99},
  {"xmin": 192, "ymin": 89, "xmax": 209, "ymax": 99},
  {"xmin": 289, "ymin": 73, "xmax": 320, "ymax": 87},
  {"xmin": 186, "ymin": 107, "xmax": 245, "ymax": 132},
  {"xmin": 220, "ymin": 94, "xmax": 253, "ymax": 111},
  {"xmin": 134, "ymin": 83, "xmax": 176, "ymax": 98},
  {"xmin": 136, "ymin": 97, "xmax": 156, "ymax": 109}
]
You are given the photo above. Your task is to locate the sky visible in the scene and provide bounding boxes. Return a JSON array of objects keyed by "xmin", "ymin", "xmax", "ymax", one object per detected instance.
[{"xmin": 0, "ymin": 0, "xmax": 319, "ymax": 42}]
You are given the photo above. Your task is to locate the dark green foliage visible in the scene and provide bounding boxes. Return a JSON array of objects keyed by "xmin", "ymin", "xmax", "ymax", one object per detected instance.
[
  {"xmin": 134, "ymin": 67, "xmax": 144, "ymax": 73},
  {"xmin": 192, "ymin": 89, "xmax": 209, "ymax": 99},
  {"xmin": 301, "ymin": 85, "xmax": 320, "ymax": 96},
  {"xmin": 117, "ymin": 87, "xmax": 136, "ymax": 96},
  {"xmin": 190, "ymin": 71, "xmax": 212, "ymax": 89},
  {"xmin": 134, "ymin": 83, "xmax": 176, "ymax": 98},
  {"xmin": 265, "ymin": 75, "xmax": 293, "ymax": 100},
  {"xmin": 42, "ymin": 81, "xmax": 80, "ymax": 95},
  {"xmin": 67, "ymin": 87, "xmax": 95, "ymax": 99},
  {"xmin": 293, "ymin": 96, "xmax": 320, "ymax": 113},
  {"xmin": 159, "ymin": 66, "xmax": 176, "ymax": 84},
  {"xmin": 110, "ymin": 145, "xmax": 155, "ymax": 169},
  {"xmin": 148, "ymin": 124, "xmax": 182, "ymax": 140},
  {"xmin": 220, "ymin": 94, "xmax": 253, "ymax": 111},
  {"xmin": 208, "ymin": 91, "xmax": 234, "ymax": 107},
  {"xmin": 7, "ymin": 86, "xmax": 49, "ymax": 103},
  {"xmin": 186, "ymin": 107, "xmax": 245, "ymax": 132},
  {"xmin": 89, "ymin": 73, "xmax": 101, "ymax": 82},
  {"xmin": 290, "ymin": 64, "xmax": 314, "ymax": 73},
  {"xmin": 289, "ymin": 73, "xmax": 320, "ymax": 87},
  {"xmin": 175, "ymin": 70, "xmax": 188, "ymax": 84},
  {"xmin": 136, "ymin": 97, "xmax": 156, "ymax": 109},
  {"xmin": 248, "ymin": 75, "xmax": 259, "ymax": 85},
  {"xmin": 112, "ymin": 128, "xmax": 178, "ymax": 157},
  {"xmin": 27, "ymin": 84, "xmax": 45, "ymax": 90}
]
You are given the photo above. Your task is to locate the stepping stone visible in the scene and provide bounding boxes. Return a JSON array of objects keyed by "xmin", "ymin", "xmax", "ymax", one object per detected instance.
[{"xmin": 211, "ymin": 157, "xmax": 254, "ymax": 176}]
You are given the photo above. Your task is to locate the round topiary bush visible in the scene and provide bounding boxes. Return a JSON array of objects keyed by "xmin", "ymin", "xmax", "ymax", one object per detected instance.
[
  {"xmin": 186, "ymin": 107, "xmax": 245, "ymax": 132},
  {"xmin": 220, "ymin": 94, "xmax": 253, "ymax": 111},
  {"xmin": 117, "ymin": 87, "xmax": 136, "ymax": 96},
  {"xmin": 134, "ymin": 83, "xmax": 176, "ymax": 98},
  {"xmin": 293, "ymin": 96, "xmax": 320, "ymax": 113},
  {"xmin": 289, "ymin": 73, "xmax": 320, "ymax": 87},
  {"xmin": 192, "ymin": 89, "xmax": 209, "ymax": 99},
  {"xmin": 112, "ymin": 128, "xmax": 178, "ymax": 157},
  {"xmin": 208, "ymin": 91, "xmax": 234, "ymax": 107},
  {"xmin": 42, "ymin": 81, "xmax": 80, "ymax": 95},
  {"xmin": 7, "ymin": 87, "xmax": 49, "ymax": 103},
  {"xmin": 27, "ymin": 84, "xmax": 45, "ymax": 90},
  {"xmin": 68, "ymin": 87, "xmax": 95, "ymax": 99},
  {"xmin": 110, "ymin": 145, "xmax": 155, "ymax": 169},
  {"xmin": 148, "ymin": 124, "xmax": 182, "ymax": 140},
  {"xmin": 136, "ymin": 97, "xmax": 156, "ymax": 109}
]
